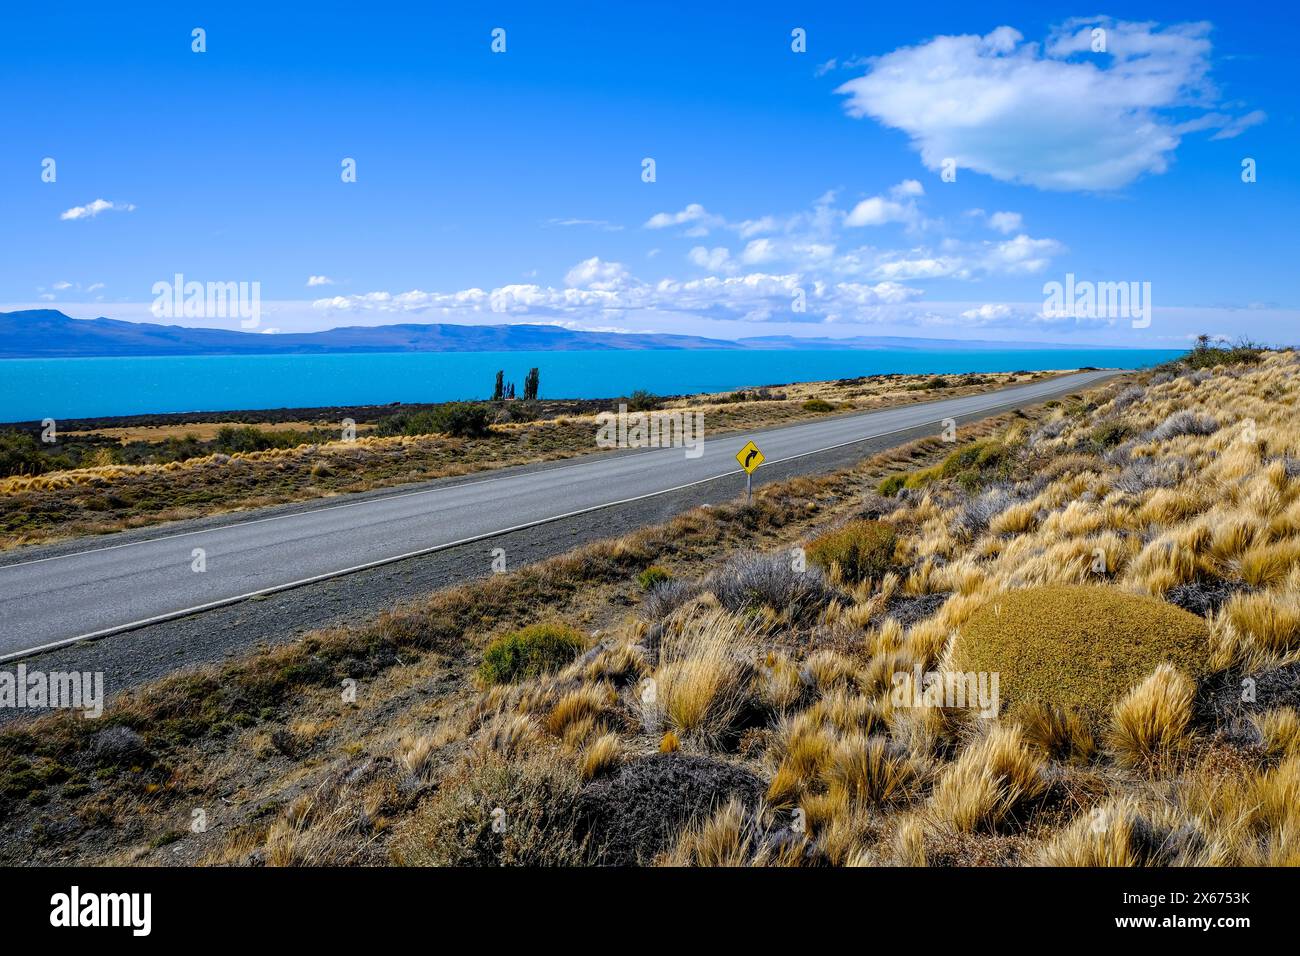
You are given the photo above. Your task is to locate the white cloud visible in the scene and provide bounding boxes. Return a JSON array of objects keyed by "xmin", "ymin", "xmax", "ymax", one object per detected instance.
[
  {"xmin": 87, "ymin": 282, "xmax": 105, "ymax": 292},
  {"xmin": 545, "ymin": 217, "xmax": 624, "ymax": 231},
  {"xmin": 644, "ymin": 203, "xmax": 725, "ymax": 236},
  {"xmin": 688, "ymin": 246, "xmax": 735, "ymax": 273},
  {"xmin": 307, "ymin": 275, "xmax": 335, "ymax": 287},
  {"xmin": 836, "ymin": 19, "xmax": 1263, "ymax": 190},
  {"xmin": 740, "ymin": 238, "xmax": 778, "ymax": 265},
  {"xmin": 564, "ymin": 257, "xmax": 631, "ymax": 291},
  {"xmin": 316, "ymin": 256, "xmax": 924, "ymax": 327},
  {"xmin": 961, "ymin": 303, "xmax": 1014, "ymax": 321},
  {"xmin": 987, "ymin": 211, "xmax": 1023, "ymax": 234},
  {"xmin": 1208, "ymin": 109, "xmax": 1267, "ymax": 140},
  {"xmin": 647, "ymin": 206, "xmax": 784, "ymax": 240},
  {"xmin": 60, "ymin": 198, "xmax": 135, "ymax": 220},
  {"xmin": 844, "ymin": 181, "xmax": 924, "ymax": 228},
  {"xmin": 52, "ymin": 281, "xmax": 72, "ymax": 290},
  {"xmin": 310, "ymin": 186, "xmax": 1058, "ymax": 333},
  {"xmin": 980, "ymin": 234, "xmax": 1064, "ymax": 275},
  {"xmin": 637, "ymin": 187, "xmax": 1063, "ymax": 285},
  {"xmin": 845, "ymin": 197, "xmax": 908, "ymax": 227},
  {"xmin": 736, "ymin": 216, "xmax": 778, "ymax": 238},
  {"xmin": 870, "ymin": 254, "xmax": 967, "ymax": 281}
]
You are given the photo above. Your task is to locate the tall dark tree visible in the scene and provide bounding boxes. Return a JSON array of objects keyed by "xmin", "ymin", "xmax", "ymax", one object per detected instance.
[
  {"xmin": 524, "ymin": 367, "xmax": 540, "ymax": 401},
  {"xmin": 492, "ymin": 369, "xmax": 504, "ymax": 401}
]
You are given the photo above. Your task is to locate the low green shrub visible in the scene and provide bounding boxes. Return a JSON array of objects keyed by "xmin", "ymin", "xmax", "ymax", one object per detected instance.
[
  {"xmin": 880, "ymin": 440, "xmax": 1014, "ymax": 496},
  {"xmin": 213, "ymin": 426, "xmax": 313, "ymax": 454},
  {"xmin": 1179, "ymin": 338, "xmax": 1263, "ymax": 371},
  {"xmin": 636, "ymin": 566, "xmax": 673, "ymax": 590},
  {"xmin": 906, "ymin": 375, "xmax": 951, "ymax": 391},
  {"xmin": 376, "ymin": 403, "xmax": 493, "ymax": 439},
  {"xmin": 806, "ymin": 520, "xmax": 897, "ymax": 583},
  {"xmin": 0, "ymin": 430, "xmax": 49, "ymax": 478},
  {"xmin": 625, "ymin": 390, "xmax": 663, "ymax": 412},
  {"xmin": 478, "ymin": 623, "xmax": 587, "ymax": 685},
  {"xmin": 877, "ymin": 474, "xmax": 906, "ymax": 497},
  {"xmin": 802, "ymin": 398, "xmax": 836, "ymax": 413},
  {"xmin": 1089, "ymin": 422, "xmax": 1130, "ymax": 450}
]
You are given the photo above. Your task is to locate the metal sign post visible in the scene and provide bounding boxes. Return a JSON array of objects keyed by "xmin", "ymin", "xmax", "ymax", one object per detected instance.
[{"xmin": 736, "ymin": 440, "xmax": 764, "ymax": 503}]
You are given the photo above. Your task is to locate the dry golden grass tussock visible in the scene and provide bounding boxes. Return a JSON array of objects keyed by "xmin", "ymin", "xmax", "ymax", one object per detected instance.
[
  {"xmin": 811, "ymin": 687, "xmax": 887, "ymax": 737},
  {"xmin": 757, "ymin": 652, "xmax": 806, "ymax": 714},
  {"xmin": 1252, "ymin": 708, "xmax": 1300, "ymax": 759},
  {"xmin": 581, "ymin": 641, "xmax": 648, "ymax": 685},
  {"xmin": 262, "ymin": 777, "xmax": 387, "ymax": 867},
  {"xmin": 1240, "ymin": 539, "xmax": 1300, "ymax": 589},
  {"xmin": 1209, "ymin": 586, "xmax": 1300, "ymax": 669},
  {"xmin": 398, "ymin": 734, "xmax": 440, "ymax": 782},
  {"xmin": 1180, "ymin": 754, "xmax": 1300, "ymax": 865},
  {"xmin": 885, "ymin": 695, "xmax": 970, "ymax": 760},
  {"xmin": 1014, "ymin": 699, "xmax": 1096, "ymax": 764},
  {"xmin": 473, "ymin": 713, "xmax": 543, "ymax": 760},
  {"xmin": 654, "ymin": 608, "xmax": 756, "ymax": 747},
  {"xmin": 826, "ymin": 733, "xmax": 922, "ymax": 807},
  {"xmin": 815, "ymin": 798, "xmax": 877, "ymax": 866},
  {"xmin": 580, "ymin": 733, "xmax": 623, "ymax": 780},
  {"xmin": 766, "ymin": 713, "xmax": 836, "ymax": 806},
  {"xmin": 545, "ymin": 682, "xmax": 620, "ymax": 743},
  {"xmin": 1107, "ymin": 664, "xmax": 1196, "ymax": 774},
  {"xmin": 891, "ymin": 816, "xmax": 928, "ymax": 866},
  {"xmin": 989, "ymin": 500, "xmax": 1039, "ymax": 536},
  {"xmin": 1123, "ymin": 535, "xmax": 1199, "ymax": 594},
  {"xmin": 928, "ymin": 723, "xmax": 1048, "ymax": 833},
  {"xmin": 1135, "ymin": 487, "xmax": 1206, "ymax": 527},
  {"xmin": 802, "ymin": 649, "xmax": 859, "ymax": 693},
  {"xmin": 1037, "ymin": 796, "xmax": 1224, "ymax": 867},
  {"xmin": 662, "ymin": 797, "xmax": 762, "ymax": 867}
]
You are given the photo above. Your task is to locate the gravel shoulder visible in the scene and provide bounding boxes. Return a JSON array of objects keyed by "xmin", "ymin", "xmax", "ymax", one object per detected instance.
[{"xmin": 0, "ymin": 373, "xmax": 1114, "ymax": 721}]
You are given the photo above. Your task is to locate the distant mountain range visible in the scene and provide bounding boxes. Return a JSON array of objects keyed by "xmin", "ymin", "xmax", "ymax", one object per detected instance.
[{"xmin": 0, "ymin": 309, "xmax": 1086, "ymax": 359}]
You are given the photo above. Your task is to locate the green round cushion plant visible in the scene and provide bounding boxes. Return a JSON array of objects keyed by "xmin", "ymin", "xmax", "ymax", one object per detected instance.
[{"xmin": 950, "ymin": 585, "xmax": 1209, "ymax": 728}]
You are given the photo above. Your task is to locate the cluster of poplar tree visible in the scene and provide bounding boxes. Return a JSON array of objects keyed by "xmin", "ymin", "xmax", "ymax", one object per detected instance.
[{"xmin": 492, "ymin": 368, "xmax": 539, "ymax": 401}]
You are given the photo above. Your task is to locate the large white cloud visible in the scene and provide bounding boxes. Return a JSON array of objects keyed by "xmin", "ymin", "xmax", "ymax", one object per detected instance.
[{"xmin": 835, "ymin": 19, "xmax": 1263, "ymax": 190}]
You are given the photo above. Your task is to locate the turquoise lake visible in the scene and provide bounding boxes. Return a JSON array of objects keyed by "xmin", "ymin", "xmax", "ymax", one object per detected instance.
[{"xmin": 0, "ymin": 348, "xmax": 1184, "ymax": 422}]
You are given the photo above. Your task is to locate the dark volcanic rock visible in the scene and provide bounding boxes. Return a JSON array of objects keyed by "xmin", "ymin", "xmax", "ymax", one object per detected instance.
[
  {"xmin": 1165, "ymin": 579, "xmax": 1252, "ymax": 617},
  {"xmin": 883, "ymin": 591, "xmax": 950, "ymax": 628},
  {"xmin": 576, "ymin": 753, "xmax": 763, "ymax": 865}
]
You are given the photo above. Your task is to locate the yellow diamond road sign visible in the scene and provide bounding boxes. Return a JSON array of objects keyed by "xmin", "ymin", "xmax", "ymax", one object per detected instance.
[{"xmin": 736, "ymin": 440, "xmax": 765, "ymax": 474}]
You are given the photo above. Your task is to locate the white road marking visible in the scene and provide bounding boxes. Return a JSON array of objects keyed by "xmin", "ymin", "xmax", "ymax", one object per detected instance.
[{"xmin": 0, "ymin": 373, "xmax": 1113, "ymax": 662}]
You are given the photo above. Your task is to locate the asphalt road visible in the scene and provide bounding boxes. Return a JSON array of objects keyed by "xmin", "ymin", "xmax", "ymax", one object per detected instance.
[{"xmin": 0, "ymin": 370, "xmax": 1113, "ymax": 662}]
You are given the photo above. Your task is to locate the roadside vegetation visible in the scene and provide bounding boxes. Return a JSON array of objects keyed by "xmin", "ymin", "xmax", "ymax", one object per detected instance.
[
  {"xmin": 0, "ymin": 368, "xmax": 1050, "ymax": 549},
  {"xmin": 3, "ymin": 347, "xmax": 1296, "ymax": 867}
]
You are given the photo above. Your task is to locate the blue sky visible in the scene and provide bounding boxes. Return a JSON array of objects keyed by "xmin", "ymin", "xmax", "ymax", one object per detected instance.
[{"xmin": 1, "ymin": 1, "xmax": 1296, "ymax": 346}]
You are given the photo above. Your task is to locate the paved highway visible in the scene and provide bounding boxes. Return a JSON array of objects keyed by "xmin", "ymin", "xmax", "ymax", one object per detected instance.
[{"xmin": 0, "ymin": 371, "xmax": 1113, "ymax": 661}]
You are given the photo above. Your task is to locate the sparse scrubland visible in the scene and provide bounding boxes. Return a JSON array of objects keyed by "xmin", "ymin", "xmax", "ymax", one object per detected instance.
[
  {"xmin": 0, "ymin": 369, "xmax": 1049, "ymax": 549},
  {"xmin": 3, "ymin": 350, "xmax": 1298, "ymax": 867}
]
